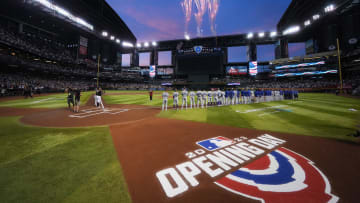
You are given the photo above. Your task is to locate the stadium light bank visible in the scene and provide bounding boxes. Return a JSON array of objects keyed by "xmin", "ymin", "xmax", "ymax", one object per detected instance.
[
  {"xmin": 247, "ymin": 32, "xmax": 254, "ymax": 39},
  {"xmin": 122, "ymin": 42, "xmax": 134, "ymax": 48},
  {"xmin": 283, "ymin": 26, "xmax": 300, "ymax": 35},
  {"xmin": 32, "ymin": 0, "xmax": 93, "ymax": 31}
]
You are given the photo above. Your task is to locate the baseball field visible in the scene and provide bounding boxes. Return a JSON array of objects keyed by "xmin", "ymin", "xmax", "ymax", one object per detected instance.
[{"xmin": 0, "ymin": 91, "xmax": 359, "ymax": 203}]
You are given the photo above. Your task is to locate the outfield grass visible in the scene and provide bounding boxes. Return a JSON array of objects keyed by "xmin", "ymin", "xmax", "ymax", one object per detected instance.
[
  {"xmin": 158, "ymin": 93, "xmax": 360, "ymax": 141},
  {"xmin": 103, "ymin": 92, "xmax": 360, "ymax": 142},
  {"xmin": 0, "ymin": 117, "xmax": 131, "ymax": 203},
  {"xmin": 0, "ymin": 92, "xmax": 93, "ymax": 108}
]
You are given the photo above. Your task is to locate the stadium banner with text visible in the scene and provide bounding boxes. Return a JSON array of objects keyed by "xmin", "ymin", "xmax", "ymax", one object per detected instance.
[
  {"xmin": 79, "ymin": 36, "xmax": 88, "ymax": 56},
  {"xmin": 226, "ymin": 66, "xmax": 248, "ymax": 75}
]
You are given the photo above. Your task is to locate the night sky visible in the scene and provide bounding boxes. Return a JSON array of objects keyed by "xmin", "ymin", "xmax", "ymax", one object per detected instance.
[{"xmin": 106, "ymin": 0, "xmax": 305, "ymax": 65}]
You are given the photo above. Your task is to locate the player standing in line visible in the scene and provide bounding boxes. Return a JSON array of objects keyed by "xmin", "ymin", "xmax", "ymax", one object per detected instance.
[
  {"xmin": 241, "ymin": 89, "xmax": 245, "ymax": 104},
  {"xmin": 294, "ymin": 89, "xmax": 299, "ymax": 100},
  {"xmin": 202, "ymin": 90, "xmax": 207, "ymax": 108},
  {"xmin": 250, "ymin": 89, "xmax": 255, "ymax": 104},
  {"xmin": 189, "ymin": 89, "xmax": 196, "ymax": 109},
  {"xmin": 181, "ymin": 88, "xmax": 188, "ymax": 110},
  {"xmin": 225, "ymin": 89, "xmax": 229, "ymax": 105},
  {"xmin": 236, "ymin": 89, "xmax": 241, "ymax": 104},
  {"xmin": 74, "ymin": 88, "xmax": 81, "ymax": 113},
  {"xmin": 173, "ymin": 89, "xmax": 179, "ymax": 110},
  {"xmin": 222, "ymin": 90, "xmax": 226, "ymax": 105},
  {"xmin": 67, "ymin": 87, "xmax": 74, "ymax": 112},
  {"xmin": 162, "ymin": 90, "xmax": 169, "ymax": 111},
  {"xmin": 96, "ymin": 87, "xmax": 105, "ymax": 109},
  {"xmin": 214, "ymin": 89, "xmax": 219, "ymax": 106},
  {"xmin": 232, "ymin": 88, "xmax": 237, "ymax": 105},
  {"xmin": 247, "ymin": 89, "xmax": 252, "ymax": 104},
  {"xmin": 255, "ymin": 89, "xmax": 259, "ymax": 103},
  {"xmin": 207, "ymin": 90, "xmax": 213, "ymax": 106},
  {"xmin": 196, "ymin": 89, "xmax": 202, "ymax": 108},
  {"xmin": 218, "ymin": 90, "xmax": 221, "ymax": 105}
]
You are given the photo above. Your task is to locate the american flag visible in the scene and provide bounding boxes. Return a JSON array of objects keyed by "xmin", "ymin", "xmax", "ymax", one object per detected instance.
[{"xmin": 249, "ymin": 61, "xmax": 258, "ymax": 76}]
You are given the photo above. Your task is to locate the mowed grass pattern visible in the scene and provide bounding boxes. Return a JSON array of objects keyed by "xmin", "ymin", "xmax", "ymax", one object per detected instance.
[
  {"xmin": 0, "ymin": 92, "xmax": 93, "ymax": 108},
  {"xmin": 158, "ymin": 93, "xmax": 360, "ymax": 141},
  {"xmin": 103, "ymin": 92, "xmax": 360, "ymax": 142},
  {"xmin": 0, "ymin": 117, "xmax": 131, "ymax": 203}
]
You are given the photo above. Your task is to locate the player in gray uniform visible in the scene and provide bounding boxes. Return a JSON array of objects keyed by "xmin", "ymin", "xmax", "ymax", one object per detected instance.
[
  {"xmin": 222, "ymin": 90, "xmax": 226, "ymax": 105},
  {"xmin": 213, "ymin": 90, "xmax": 218, "ymax": 105},
  {"xmin": 189, "ymin": 90, "xmax": 196, "ymax": 109},
  {"xmin": 173, "ymin": 90, "xmax": 179, "ymax": 110},
  {"xmin": 196, "ymin": 90, "xmax": 202, "ymax": 108},
  {"xmin": 232, "ymin": 89, "xmax": 237, "ymax": 105},
  {"xmin": 250, "ymin": 90, "xmax": 255, "ymax": 104},
  {"xmin": 207, "ymin": 90, "xmax": 213, "ymax": 106},
  {"xmin": 217, "ymin": 89, "xmax": 222, "ymax": 106},
  {"xmin": 181, "ymin": 88, "xmax": 188, "ymax": 110},
  {"xmin": 162, "ymin": 90, "xmax": 169, "ymax": 111},
  {"xmin": 202, "ymin": 90, "xmax": 207, "ymax": 108}
]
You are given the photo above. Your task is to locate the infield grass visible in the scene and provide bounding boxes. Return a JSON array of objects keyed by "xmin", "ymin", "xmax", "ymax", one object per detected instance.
[
  {"xmin": 0, "ymin": 117, "xmax": 131, "ymax": 203},
  {"xmin": 0, "ymin": 91, "xmax": 93, "ymax": 108}
]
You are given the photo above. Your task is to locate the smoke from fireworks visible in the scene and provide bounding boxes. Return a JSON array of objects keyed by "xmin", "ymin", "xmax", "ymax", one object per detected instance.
[
  {"xmin": 208, "ymin": 0, "xmax": 219, "ymax": 35},
  {"xmin": 181, "ymin": 0, "xmax": 193, "ymax": 35},
  {"xmin": 194, "ymin": 0, "xmax": 207, "ymax": 36},
  {"xmin": 181, "ymin": 0, "xmax": 220, "ymax": 37}
]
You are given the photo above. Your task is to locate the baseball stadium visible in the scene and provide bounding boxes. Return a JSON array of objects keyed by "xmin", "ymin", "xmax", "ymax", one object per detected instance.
[{"xmin": 0, "ymin": 0, "xmax": 360, "ymax": 202}]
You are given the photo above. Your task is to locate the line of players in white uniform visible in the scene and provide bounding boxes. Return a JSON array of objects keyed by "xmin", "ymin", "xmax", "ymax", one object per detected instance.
[{"xmin": 162, "ymin": 88, "xmax": 298, "ymax": 111}]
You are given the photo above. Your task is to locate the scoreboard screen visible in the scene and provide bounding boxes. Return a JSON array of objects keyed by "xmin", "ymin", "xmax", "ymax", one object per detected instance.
[{"xmin": 176, "ymin": 53, "xmax": 223, "ymax": 74}]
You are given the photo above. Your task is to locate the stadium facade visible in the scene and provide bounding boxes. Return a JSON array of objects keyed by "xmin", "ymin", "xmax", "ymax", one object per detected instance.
[{"xmin": 0, "ymin": 0, "xmax": 359, "ymax": 92}]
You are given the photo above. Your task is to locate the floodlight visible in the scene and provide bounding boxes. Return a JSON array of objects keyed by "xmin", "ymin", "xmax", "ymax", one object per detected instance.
[
  {"xmin": 325, "ymin": 4, "xmax": 335, "ymax": 13},
  {"xmin": 122, "ymin": 42, "xmax": 134, "ymax": 47},
  {"xmin": 258, "ymin": 32, "xmax": 265, "ymax": 38},
  {"xmin": 136, "ymin": 43, "xmax": 142, "ymax": 48},
  {"xmin": 116, "ymin": 39, "xmax": 120, "ymax": 44},
  {"xmin": 270, "ymin": 31, "xmax": 277, "ymax": 37},
  {"xmin": 247, "ymin": 32, "xmax": 254, "ymax": 39},
  {"xmin": 144, "ymin": 42, "xmax": 149, "ymax": 47},
  {"xmin": 102, "ymin": 31, "xmax": 108, "ymax": 37},
  {"xmin": 185, "ymin": 34, "xmax": 190, "ymax": 40},
  {"xmin": 110, "ymin": 36, "xmax": 115, "ymax": 40},
  {"xmin": 283, "ymin": 26, "xmax": 300, "ymax": 35},
  {"xmin": 313, "ymin": 14, "xmax": 320, "ymax": 20},
  {"xmin": 152, "ymin": 41, "xmax": 157, "ymax": 46},
  {"xmin": 304, "ymin": 20, "xmax": 311, "ymax": 26}
]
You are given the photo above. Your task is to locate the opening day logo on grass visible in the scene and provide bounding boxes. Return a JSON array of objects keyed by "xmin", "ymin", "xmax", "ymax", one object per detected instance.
[{"xmin": 155, "ymin": 134, "xmax": 339, "ymax": 202}]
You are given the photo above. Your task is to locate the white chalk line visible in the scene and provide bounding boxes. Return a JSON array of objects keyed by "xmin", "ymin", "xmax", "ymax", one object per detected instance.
[{"xmin": 68, "ymin": 106, "xmax": 159, "ymax": 118}]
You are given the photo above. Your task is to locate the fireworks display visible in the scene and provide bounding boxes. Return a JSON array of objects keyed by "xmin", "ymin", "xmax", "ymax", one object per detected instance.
[
  {"xmin": 181, "ymin": 0, "xmax": 193, "ymax": 35},
  {"xmin": 181, "ymin": 0, "xmax": 220, "ymax": 37},
  {"xmin": 208, "ymin": 0, "xmax": 219, "ymax": 35}
]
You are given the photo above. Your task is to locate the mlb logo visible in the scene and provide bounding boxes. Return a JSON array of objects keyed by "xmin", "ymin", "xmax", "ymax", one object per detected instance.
[{"xmin": 196, "ymin": 136, "xmax": 235, "ymax": 151}]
